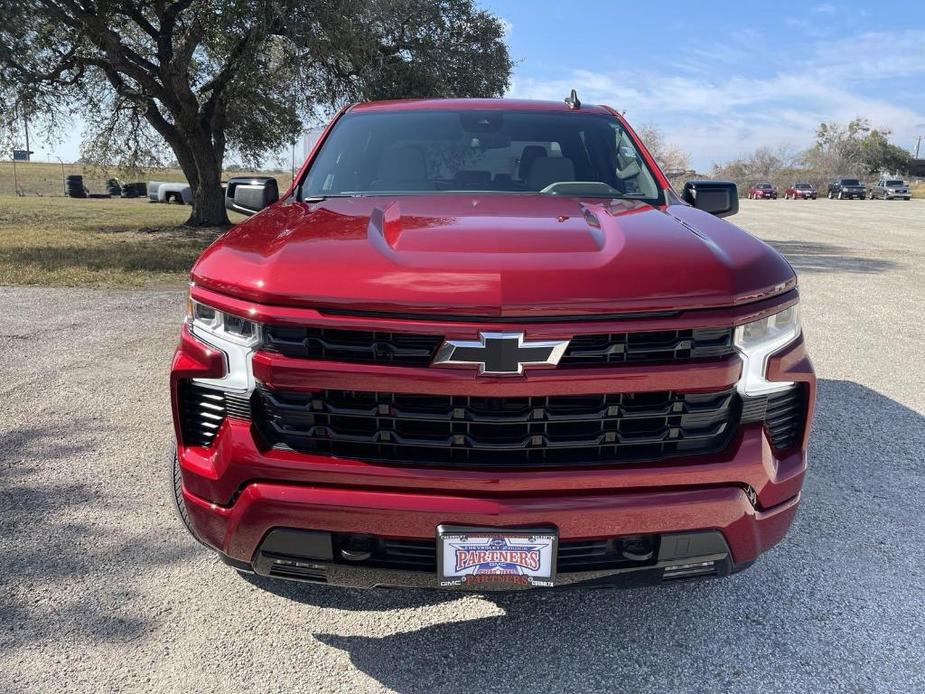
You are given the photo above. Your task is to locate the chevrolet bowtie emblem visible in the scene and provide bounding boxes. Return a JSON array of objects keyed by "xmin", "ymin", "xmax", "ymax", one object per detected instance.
[{"xmin": 433, "ymin": 332, "xmax": 570, "ymax": 375}]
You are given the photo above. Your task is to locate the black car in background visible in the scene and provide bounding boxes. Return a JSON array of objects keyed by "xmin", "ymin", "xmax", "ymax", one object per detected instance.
[{"xmin": 827, "ymin": 178, "xmax": 866, "ymax": 199}]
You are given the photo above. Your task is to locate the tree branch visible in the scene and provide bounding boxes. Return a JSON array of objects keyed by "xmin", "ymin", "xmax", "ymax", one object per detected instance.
[
  {"xmin": 43, "ymin": 0, "xmax": 172, "ymax": 105},
  {"xmin": 198, "ymin": 28, "xmax": 257, "ymax": 97},
  {"xmin": 114, "ymin": 5, "xmax": 159, "ymax": 39},
  {"xmin": 0, "ymin": 43, "xmax": 83, "ymax": 85}
]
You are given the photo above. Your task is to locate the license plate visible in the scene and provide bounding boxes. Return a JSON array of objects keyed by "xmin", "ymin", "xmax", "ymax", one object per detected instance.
[{"xmin": 437, "ymin": 525, "xmax": 557, "ymax": 588}]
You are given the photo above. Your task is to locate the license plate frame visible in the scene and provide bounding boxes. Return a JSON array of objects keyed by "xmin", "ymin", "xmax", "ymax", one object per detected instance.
[{"xmin": 436, "ymin": 525, "xmax": 558, "ymax": 589}]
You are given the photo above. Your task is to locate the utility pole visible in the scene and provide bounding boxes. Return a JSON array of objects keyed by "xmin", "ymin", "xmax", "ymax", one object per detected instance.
[
  {"xmin": 915, "ymin": 135, "xmax": 922, "ymax": 160},
  {"xmin": 23, "ymin": 113, "xmax": 30, "ymax": 161},
  {"xmin": 55, "ymin": 156, "xmax": 66, "ymax": 196}
]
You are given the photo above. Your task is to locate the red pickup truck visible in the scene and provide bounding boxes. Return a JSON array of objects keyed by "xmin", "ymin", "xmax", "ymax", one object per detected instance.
[{"xmin": 170, "ymin": 96, "xmax": 814, "ymax": 590}]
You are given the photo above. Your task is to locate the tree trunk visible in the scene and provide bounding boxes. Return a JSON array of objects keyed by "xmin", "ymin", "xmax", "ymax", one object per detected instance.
[
  {"xmin": 172, "ymin": 132, "xmax": 230, "ymax": 227},
  {"xmin": 186, "ymin": 174, "xmax": 228, "ymax": 226}
]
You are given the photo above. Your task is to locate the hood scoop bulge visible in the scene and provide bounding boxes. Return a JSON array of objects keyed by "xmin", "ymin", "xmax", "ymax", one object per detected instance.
[
  {"xmin": 367, "ymin": 200, "xmax": 404, "ymax": 250},
  {"xmin": 367, "ymin": 198, "xmax": 608, "ymax": 256}
]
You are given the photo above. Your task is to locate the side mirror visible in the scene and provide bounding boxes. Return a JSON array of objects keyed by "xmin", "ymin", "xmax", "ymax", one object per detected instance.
[
  {"xmin": 682, "ymin": 180, "xmax": 738, "ymax": 218},
  {"xmin": 225, "ymin": 176, "xmax": 279, "ymax": 216}
]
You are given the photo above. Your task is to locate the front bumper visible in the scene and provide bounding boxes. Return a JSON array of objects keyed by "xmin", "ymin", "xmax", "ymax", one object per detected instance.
[
  {"xmin": 180, "ymin": 411, "xmax": 806, "ymax": 584},
  {"xmin": 185, "ymin": 472, "xmax": 799, "ymax": 588}
]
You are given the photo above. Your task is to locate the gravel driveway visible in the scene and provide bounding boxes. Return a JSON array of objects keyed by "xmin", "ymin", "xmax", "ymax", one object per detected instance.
[{"xmin": 1, "ymin": 199, "xmax": 923, "ymax": 693}]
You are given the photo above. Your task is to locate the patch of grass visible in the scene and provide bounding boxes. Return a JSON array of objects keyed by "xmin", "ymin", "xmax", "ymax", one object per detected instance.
[
  {"xmin": 0, "ymin": 196, "xmax": 226, "ymax": 288},
  {"xmin": 910, "ymin": 182, "xmax": 925, "ymax": 199}
]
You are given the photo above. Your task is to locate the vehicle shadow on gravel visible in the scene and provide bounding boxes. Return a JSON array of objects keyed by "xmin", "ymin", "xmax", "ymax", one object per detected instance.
[
  {"xmin": 0, "ymin": 422, "xmax": 200, "ymax": 660},
  {"xmin": 264, "ymin": 379, "xmax": 924, "ymax": 692},
  {"xmin": 766, "ymin": 240, "xmax": 897, "ymax": 274},
  {"xmin": 240, "ymin": 573, "xmax": 455, "ymax": 611}
]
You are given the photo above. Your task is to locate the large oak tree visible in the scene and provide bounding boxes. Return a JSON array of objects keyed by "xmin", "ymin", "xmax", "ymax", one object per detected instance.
[{"xmin": 0, "ymin": 0, "xmax": 512, "ymax": 225}]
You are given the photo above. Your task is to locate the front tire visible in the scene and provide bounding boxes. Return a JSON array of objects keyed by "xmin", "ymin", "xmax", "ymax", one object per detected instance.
[
  {"xmin": 828, "ymin": 191, "xmax": 833, "ymax": 199},
  {"xmin": 169, "ymin": 444, "xmax": 208, "ymax": 546}
]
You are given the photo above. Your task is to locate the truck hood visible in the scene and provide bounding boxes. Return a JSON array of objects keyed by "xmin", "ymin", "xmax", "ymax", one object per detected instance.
[{"xmin": 192, "ymin": 195, "xmax": 795, "ymax": 317}]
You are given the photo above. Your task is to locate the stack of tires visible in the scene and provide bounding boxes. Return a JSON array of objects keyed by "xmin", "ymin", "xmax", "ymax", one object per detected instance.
[{"xmin": 65, "ymin": 175, "xmax": 87, "ymax": 198}]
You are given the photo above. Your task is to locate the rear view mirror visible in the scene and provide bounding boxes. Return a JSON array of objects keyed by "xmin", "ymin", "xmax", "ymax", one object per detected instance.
[
  {"xmin": 225, "ymin": 176, "xmax": 279, "ymax": 216},
  {"xmin": 682, "ymin": 180, "xmax": 738, "ymax": 218}
]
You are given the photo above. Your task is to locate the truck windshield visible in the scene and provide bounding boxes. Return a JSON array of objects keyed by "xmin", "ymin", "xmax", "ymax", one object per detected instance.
[
  {"xmin": 302, "ymin": 109, "xmax": 662, "ymax": 202},
  {"xmin": 842, "ymin": 179, "xmax": 860, "ymax": 186},
  {"xmin": 885, "ymin": 180, "xmax": 903, "ymax": 186}
]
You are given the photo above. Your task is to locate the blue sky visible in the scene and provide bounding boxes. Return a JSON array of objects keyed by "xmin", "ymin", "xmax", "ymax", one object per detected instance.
[
  {"xmin": 488, "ymin": 0, "xmax": 925, "ymax": 169},
  {"xmin": 25, "ymin": 1, "xmax": 925, "ymax": 170}
]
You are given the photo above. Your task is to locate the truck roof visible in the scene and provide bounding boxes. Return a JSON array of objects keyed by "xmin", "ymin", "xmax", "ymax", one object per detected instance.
[{"xmin": 348, "ymin": 97, "xmax": 613, "ymax": 115}]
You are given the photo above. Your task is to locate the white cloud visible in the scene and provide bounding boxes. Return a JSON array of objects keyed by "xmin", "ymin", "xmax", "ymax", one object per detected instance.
[
  {"xmin": 507, "ymin": 30, "xmax": 925, "ymax": 169},
  {"xmin": 811, "ymin": 31, "xmax": 925, "ymax": 80}
]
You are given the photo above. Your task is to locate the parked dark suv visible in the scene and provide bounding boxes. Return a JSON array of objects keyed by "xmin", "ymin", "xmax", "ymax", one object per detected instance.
[
  {"xmin": 869, "ymin": 178, "xmax": 911, "ymax": 200},
  {"xmin": 827, "ymin": 178, "xmax": 866, "ymax": 200}
]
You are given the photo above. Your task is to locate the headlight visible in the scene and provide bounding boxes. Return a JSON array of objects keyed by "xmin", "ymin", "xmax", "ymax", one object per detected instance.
[
  {"xmin": 734, "ymin": 305, "xmax": 800, "ymax": 395},
  {"xmin": 189, "ymin": 299, "xmax": 260, "ymax": 346},
  {"xmin": 188, "ymin": 298, "xmax": 261, "ymax": 391}
]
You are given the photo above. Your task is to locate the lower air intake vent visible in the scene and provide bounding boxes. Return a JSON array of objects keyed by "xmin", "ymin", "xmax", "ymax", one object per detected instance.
[
  {"xmin": 266, "ymin": 556, "xmax": 328, "ymax": 583},
  {"xmin": 764, "ymin": 386, "xmax": 806, "ymax": 450},
  {"xmin": 740, "ymin": 384, "xmax": 807, "ymax": 451},
  {"xmin": 263, "ymin": 534, "xmax": 660, "ymax": 574},
  {"xmin": 178, "ymin": 381, "xmax": 251, "ymax": 447}
]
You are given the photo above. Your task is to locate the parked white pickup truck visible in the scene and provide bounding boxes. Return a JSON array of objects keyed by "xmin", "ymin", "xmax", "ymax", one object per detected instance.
[{"xmin": 147, "ymin": 180, "xmax": 192, "ymax": 204}]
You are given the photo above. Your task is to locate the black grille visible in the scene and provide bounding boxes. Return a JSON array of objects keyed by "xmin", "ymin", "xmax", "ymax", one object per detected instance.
[
  {"xmin": 178, "ymin": 381, "xmax": 251, "ymax": 447},
  {"xmin": 261, "ymin": 325, "xmax": 734, "ymax": 368},
  {"xmin": 328, "ymin": 535, "xmax": 658, "ymax": 573},
  {"xmin": 263, "ymin": 326, "xmax": 443, "ymax": 365},
  {"xmin": 740, "ymin": 385, "xmax": 807, "ymax": 451},
  {"xmin": 559, "ymin": 327, "xmax": 734, "ymax": 366},
  {"xmin": 254, "ymin": 387, "xmax": 738, "ymax": 467}
]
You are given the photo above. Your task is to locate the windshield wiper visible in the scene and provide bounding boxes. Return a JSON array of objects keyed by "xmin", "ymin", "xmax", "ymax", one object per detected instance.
[{"xmin": 301, "ymin": 193, "xmax": 355, "ymax": 203}]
